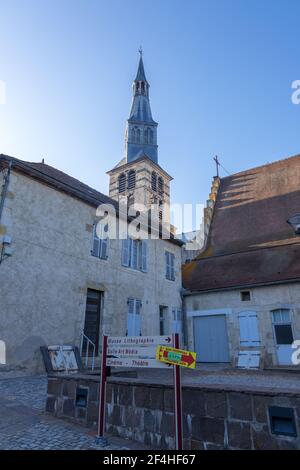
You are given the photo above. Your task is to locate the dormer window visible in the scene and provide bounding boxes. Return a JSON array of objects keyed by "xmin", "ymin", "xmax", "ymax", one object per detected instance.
[{"xmin": 131, "ymin": 128, "xmax": 136, "ymax": 142}]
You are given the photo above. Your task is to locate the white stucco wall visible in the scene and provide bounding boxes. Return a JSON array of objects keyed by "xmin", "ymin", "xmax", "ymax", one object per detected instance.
[{"xmin": 0, "ymin": 171, "xmax": 182, "ymax": 372}]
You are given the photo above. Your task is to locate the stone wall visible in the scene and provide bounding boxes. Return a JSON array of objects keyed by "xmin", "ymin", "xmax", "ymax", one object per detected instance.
[
  {"xmin": 184, "ymin": 284, "xmax": 300, "ymax": 368},
  {"xmin": 46, "ymin": 374, "xmax": 300, "ymax": 450}
]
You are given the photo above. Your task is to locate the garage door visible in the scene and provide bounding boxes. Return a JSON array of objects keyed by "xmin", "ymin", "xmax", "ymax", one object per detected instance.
[{"xmin": 194, "ymin": 315, "xmax": 230, "ymax": 362}]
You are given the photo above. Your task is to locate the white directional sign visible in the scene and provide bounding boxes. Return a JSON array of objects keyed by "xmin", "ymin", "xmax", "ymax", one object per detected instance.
[
  {"xmin": 107, "ymin": 335, "xmax": 172, "ymax": 347},
  {"xmin": 106, "ymin": 357, "xmax": 171, "ymax": 369},
  {"xmin": 107, "ymin": 345, "xmax": 156, "ymax": 358}
]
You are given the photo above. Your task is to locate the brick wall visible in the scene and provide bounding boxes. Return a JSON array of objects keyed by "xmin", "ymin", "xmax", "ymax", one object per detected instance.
[{"xmin": 46, "ymin": 374, "xmax": 300, "ymax": 450}]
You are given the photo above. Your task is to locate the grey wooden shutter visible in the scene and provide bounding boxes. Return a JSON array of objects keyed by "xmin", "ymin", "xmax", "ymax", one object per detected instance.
[
  {"xmin": 165, "ymin": 252, "xmax": 170, "ymax": 279},
  {"xmin": 171, "ymin": 253, "xmax": 175, "ymax": 280},
  {"xmin": 92, "ymin": 223, "xmax": 100, "ymax": 257},
  {"xmin": 132, "ymin": 239, "xmax": 138, "ymax": 269},
  {"xmin": 100, "ymin": 224, "xmax": 108, "ymax": 259},
  {"xmin": 122, "ymin": 238, "xmax": 130, "ymax": 266}
]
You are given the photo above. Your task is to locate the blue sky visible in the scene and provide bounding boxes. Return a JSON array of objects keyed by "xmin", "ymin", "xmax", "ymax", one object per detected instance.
[{"xmin": 1, "ymin": 0, "xmax": 300, "ymax": 210}]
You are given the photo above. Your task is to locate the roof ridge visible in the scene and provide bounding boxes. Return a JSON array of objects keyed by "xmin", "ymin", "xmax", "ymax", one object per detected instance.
[
  {"xmin": 193, "ymin": 239, "xmax": 300, "ymax": 262},
  {"xmin": 221, "ymin": 152, "xmax": 300, "ymax": 181}
]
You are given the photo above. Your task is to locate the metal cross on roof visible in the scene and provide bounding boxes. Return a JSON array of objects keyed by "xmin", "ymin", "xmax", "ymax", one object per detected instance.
[{"xmin": 138, "ymin": 46, "xmax": 143, "ymax": 57}]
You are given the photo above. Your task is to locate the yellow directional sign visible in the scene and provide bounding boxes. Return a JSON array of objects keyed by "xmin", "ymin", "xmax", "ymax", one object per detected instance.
[{"xmin": 156, "ymin": 345, "xmax": 196, "ymax": 369}]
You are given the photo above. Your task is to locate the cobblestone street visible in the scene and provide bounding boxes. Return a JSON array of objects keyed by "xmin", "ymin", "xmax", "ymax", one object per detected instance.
[{"xmin": 0, "ymin": 374, "xmax": 137, "ymax": 450}]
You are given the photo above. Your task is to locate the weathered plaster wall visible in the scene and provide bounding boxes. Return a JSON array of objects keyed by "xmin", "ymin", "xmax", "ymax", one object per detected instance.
[
  {"xmin": 184, "ymin": 284, "xmax": 300, "ymax": 367},
  {"xmin": 0, "ymin": 171, "xmax": 182, "ymax": 372}
]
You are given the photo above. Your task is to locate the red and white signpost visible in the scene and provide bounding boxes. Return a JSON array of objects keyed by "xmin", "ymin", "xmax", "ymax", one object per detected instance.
[{"xmin": 97, "ymin": 333, "xmax": 184, "ymax": 450}]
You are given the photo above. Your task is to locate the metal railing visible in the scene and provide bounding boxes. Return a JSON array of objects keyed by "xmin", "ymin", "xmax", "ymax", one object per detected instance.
[{"xmin": 80, "ymin": 332, "xmax": 96, "ymax": 371}]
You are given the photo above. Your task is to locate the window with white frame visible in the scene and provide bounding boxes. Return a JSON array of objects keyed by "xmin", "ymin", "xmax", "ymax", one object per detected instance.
[
  {"xmin": 159, "ymin": 306, "xmax": 168, "ymax": 336},
  {"xmin": 127, "ymin": 298, "xmax": 142, "ymax": 336},
  {"xmin": 122, "ymin": 238, "xmax": 147, "ymax": 272},
  {"xmin": 91, "ymin": 222, "xmax": 108, "ymax": 259},
  {"xmin": 165, "ymin": 251, "xmax": 175, "ymax": 281},
  {"xmin": 272, "ymin": 309, "xmax": 294, "ymax": 345},
  {"xmin": 238, "ymin": 311, "xmax": 260, "ymax": 346}
]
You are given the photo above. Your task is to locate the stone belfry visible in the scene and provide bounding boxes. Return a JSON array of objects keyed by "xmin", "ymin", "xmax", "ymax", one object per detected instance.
[{"xmin": 107, "ymin": 51, "xmax": 172, "ymax": 222}]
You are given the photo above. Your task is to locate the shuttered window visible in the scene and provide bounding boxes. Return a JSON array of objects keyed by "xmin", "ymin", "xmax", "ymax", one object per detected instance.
[
  {"xmin": 272, "ymin": 309, "xmax": 293, "ymax": 345},
  {"xmin": 165, "ymin": 251, "xmax": 175, "ymax": 281},
  {"xmin": 239, "ymin": 311, "xmax": 260, "ymax": 346},
  {"xmin": 122, "ymin": 238, "xmax": 147, "ymax": 272},
  {"xmin": 91, "ymin": 223, "xmax": 108, "ymax": 260}
]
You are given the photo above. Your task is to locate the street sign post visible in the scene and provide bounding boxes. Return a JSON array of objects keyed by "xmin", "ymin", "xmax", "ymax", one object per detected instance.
[{"xmin": 97, "ymin": 333, "xmax": 194, "ymax": 450}]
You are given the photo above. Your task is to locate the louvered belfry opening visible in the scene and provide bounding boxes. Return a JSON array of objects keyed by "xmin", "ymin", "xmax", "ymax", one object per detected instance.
[
  {"xmin": 128, "ymin": 169, "xmax": 136, "ymax": 190},
  {"xmin": 118, "ymin": 173, "xmax": 126, "ymax": 193}
]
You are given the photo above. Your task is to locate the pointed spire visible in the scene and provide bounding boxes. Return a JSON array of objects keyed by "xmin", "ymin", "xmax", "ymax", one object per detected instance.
[
  {"xmin": 125, "ymin": 51, "xmax": 158, "ymax": 164},
  {"xmin": 135, "ymin": 54, "xmax": 147, "ymax": 82}
]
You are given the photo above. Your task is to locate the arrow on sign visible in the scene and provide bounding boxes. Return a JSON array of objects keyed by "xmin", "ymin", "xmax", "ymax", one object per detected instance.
[{"xmin": 157, "ymin": 346, "xmax": 196, "ymax": 369}]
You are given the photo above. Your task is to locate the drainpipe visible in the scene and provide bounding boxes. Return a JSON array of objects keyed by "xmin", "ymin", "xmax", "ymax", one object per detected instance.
[
  {"xmin": 0, "ymin": 160, "xmax": 12, "ymax": 225},
  {"xmin": 180, "ymin": 287, "xmax": 188, "ymax": 349}
]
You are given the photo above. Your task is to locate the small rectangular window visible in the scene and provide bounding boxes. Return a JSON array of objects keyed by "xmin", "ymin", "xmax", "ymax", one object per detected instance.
[
  {"xmin": 159, "ymin": 306, "xmax": 167, "ymax": 336},
  {"xmin": 75, "ymin": 387, "xmax": 88, "ymax": 408},
  {"xmin": 269, "ymin": 406, "xmax": 297, "ymax": 437},
  {"xmin": 122, "ymin": 238, "xmax": 147, "ymax": 273},
  {"xmin": 91, "ymin": 222, "xmax": 108, "ymax": 260},
  {"xmin": 240, "ymin": 291, "xmax": 251, "ymax": 301}
]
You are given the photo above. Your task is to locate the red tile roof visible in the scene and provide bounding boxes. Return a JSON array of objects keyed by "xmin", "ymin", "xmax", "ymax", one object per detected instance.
[{"xmin": 183, "ymin": 154, "xmax": 300, "ymax": 292}]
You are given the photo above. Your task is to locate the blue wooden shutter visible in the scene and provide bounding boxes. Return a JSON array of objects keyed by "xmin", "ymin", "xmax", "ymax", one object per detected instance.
[
  {"xmin": 171, "ymin": 253, "xmax": 175, "ymax": 280},
  {"xmin": 141, "ymin": 241, "xmax": 147, "ymax": 272},
  {"xmin": 165, "ymin": 252, "xmax": 170, "ymax": 279},
  {"xmin": 132, "ymin": 239, "xmax": 138, "ymax": 269},
  {"xmin": 122, "ymin": 238, "xmax": 130, "ymax": 266},
  {"xmin": 239, "ymin": 312, "xmax": 260, "ymax": 346},
  {"xmin": 100, "ymin": 224, "xmax": 108, "ymax": 259}
]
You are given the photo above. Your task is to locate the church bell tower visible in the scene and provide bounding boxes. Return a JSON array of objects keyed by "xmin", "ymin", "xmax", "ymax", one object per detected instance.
[{"xmin": 107, "ymin": 51, "xmax": 172, "ymax": 222}]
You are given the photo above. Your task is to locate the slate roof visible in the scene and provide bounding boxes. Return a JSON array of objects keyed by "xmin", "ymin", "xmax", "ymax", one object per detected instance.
[{"xmin": 183, "ymin": 154, "xmax": 300, "ymax": 292}]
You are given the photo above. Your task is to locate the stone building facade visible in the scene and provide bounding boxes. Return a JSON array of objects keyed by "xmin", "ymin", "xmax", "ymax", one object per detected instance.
[
  {"xmin": 183, "ymin": 155, "xmax": 300, "ymax": 368},
  {"xmin": 0, "ymin": 55, "xmax": 183, "ymax": 373}
]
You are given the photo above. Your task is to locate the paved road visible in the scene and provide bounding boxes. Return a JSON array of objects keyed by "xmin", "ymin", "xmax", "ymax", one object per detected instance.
[{"xmin": 0, "ymin": 375, "xmax": 133, "ymax": 450}]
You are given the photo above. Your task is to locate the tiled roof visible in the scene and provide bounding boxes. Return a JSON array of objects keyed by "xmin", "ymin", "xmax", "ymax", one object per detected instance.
[
  {"xmin": 0, "ymin": 154, "xmax": 115, "ymax": 208},
  {"xmin": 183, "ymin": 153, "xmax": 300, "ymax": 292},
  {"xmin": 0, "ymin": 154, "xmax": 182, "ymax": 246}
]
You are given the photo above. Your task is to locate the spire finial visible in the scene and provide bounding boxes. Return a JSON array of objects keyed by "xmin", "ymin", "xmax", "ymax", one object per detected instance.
[{"xmin": 138, "ymin": 45, "xmax": 143, "ymax": 57}]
